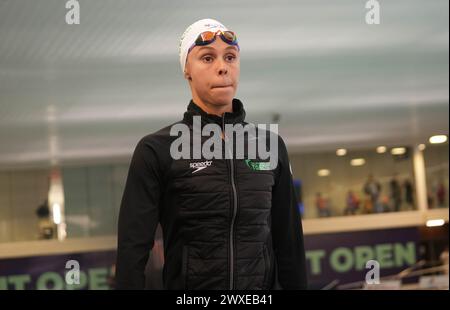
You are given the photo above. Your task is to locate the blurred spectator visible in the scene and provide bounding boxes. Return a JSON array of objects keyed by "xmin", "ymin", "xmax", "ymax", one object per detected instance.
[
  {"xmin": 379, "ymin": 195, "xmax": 391, "ymax": 213},
  {"xmin": 35, "ymin": 199, "xmax": 54, "ymax": 240},
  {"xmin": 344, "ymin": 190, "xmax": 360, "ymax": 215},
  {"xmin": 364, "ymin": 174, "xmax": 382, "ymax": 212},
  {"xmin": 436, "ymin": 181, "xmax": 446, "ymax": 208},
  {"xmin": 403, "ymin": 179, "xmax": 414, "ymax": 209},
  {"xmin": 108, "ymin": 264, "xmax": 116, "ymax": 289},
  {"xmin": 362, "ymin": 194, "xmax": 373, "ymax": 214},
  {"xmin": 389, "ymin": 174, "xmax": 402, "ymax": 211},
  {"xmin": 440, "ymin": 246, "xmax": 449, "ymax": 275},
  {"xmin": 427, "ymin": 192, "xmax": 435, "ymax": 209},
  {"xmin": 315, "ymin": 192, "xmax": 330, "ymax": 217}
]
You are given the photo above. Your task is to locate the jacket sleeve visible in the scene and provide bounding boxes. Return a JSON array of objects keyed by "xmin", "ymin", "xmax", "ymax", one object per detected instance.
[
  {"xmin": 116, "ymin": 138, "xmax": 162, "ymax": 289},
  {"xmin": 271, "ymin": 136, "xmax": 308, "ymax": 289}
]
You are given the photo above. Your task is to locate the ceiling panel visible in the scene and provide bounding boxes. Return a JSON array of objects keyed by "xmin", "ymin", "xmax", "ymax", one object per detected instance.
[{"xmin": 0, "ymin": 0, "xmax": 448, "ymax": 168}]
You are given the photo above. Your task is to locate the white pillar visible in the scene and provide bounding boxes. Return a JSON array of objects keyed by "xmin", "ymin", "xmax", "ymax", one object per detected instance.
[
  {"xmin": 48, "ymin": 168, "xmax": 66, "ymax": 241},
  {"xmin": 413, "ymin": 146, "xmax": 428, "ymax": 213}
]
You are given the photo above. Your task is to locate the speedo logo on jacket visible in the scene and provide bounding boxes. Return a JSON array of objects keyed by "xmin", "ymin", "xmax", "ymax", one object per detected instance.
[{"xmin": 189, "ymin": 160, "xmax": 212, "ymax": 173}]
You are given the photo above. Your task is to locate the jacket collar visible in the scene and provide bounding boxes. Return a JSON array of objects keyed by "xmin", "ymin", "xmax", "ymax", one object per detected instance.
[{"xmin": 183, "ymin": 98, "xmax": 246, "ymax": 127}]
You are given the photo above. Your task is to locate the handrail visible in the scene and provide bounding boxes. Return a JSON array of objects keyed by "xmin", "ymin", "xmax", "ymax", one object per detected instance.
[{"xmin": 336, "ymin": 261, "xmax": 448, "ymax": 290}]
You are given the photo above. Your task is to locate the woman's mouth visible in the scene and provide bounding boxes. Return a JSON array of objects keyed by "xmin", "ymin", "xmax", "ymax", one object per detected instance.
[{"xmin": 212, "ymin": 84, "xmax": 232, "ymax": 89}]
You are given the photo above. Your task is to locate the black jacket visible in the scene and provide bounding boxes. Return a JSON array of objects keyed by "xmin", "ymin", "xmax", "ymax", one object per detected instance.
[{"xmin": 116, "ymin": 98, "xmax": 307, "ymax": 290}]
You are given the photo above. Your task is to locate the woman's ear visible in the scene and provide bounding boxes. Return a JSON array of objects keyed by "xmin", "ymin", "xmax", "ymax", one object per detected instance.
[{"xmin": 184, "ymin": 63, "xmax": 192, "ymax": 81}]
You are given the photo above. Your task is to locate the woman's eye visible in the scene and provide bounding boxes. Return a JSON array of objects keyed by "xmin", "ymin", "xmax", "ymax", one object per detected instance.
[
  {"xmin": 202, "ymin": 56, "xmax": 213, "ymax": 62},
  {"xmin": 226, "ymin": 55, "xmax": 236, "ymax": 62}
]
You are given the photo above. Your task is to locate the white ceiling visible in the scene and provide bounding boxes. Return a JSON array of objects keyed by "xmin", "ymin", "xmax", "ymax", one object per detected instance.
[{"xmin": 0, "ymin": 0, "xmax": 448, "ymax": 168}]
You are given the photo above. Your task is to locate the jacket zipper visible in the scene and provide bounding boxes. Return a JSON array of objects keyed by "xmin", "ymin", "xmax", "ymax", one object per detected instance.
[{"xmin": 223, "ymin": 113, "xmax": 238, "ymax": 290}]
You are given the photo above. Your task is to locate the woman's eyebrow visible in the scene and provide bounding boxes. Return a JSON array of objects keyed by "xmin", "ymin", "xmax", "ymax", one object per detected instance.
[
  {"xmin": 197, "ymin": 45, "xmax": 238, "ymax": 53},
  {"xmin": 225, "ymin": 46, "xmax": 238, "ymax": 51},
  {"xmin": 197, "ymin": 46, "xmax": 216, "ymax": 52}
]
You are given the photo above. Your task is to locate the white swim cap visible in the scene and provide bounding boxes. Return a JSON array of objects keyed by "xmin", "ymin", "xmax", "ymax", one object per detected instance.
[{"xmin": 179, "ymin": 18, "xmax": 230, "ymax": 74}]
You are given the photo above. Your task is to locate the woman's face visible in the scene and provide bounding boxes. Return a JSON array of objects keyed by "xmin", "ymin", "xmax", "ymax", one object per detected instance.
[{"xmin": 185, "ymin": 37, "xmax": 240, "ymax": 108}]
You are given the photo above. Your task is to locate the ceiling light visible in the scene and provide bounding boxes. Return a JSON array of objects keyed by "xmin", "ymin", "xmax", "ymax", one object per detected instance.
[
  {"xmin": 429, "ymin": 135, "xmax": 447, "ymax": 144},
  {"xmin": 336, "ymin": 149, "xmax": 347, "ymax": 156},
  {"xmin": 376, "ymin": 146, "xmax": 387, "ymax": 154},
  {"xmin": 426, "ymin": 219, "xmax": 445, "ymax": 227},
  {"xmin": 317, "ymin": 169, "xmax": 330, "ymax": 177},
  {"xmin": 351, "ymin": 158, "xmax": 365, "ymax": 166},
  {"xmin": 391, "ymin": 147, "xmax": 406, "ymax": 155}
]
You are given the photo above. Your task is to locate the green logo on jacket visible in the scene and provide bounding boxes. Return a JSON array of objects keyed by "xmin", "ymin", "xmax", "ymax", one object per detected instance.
[{"xmin": 245, "ymin": 159, "xmax": 271, "ymax": 171}]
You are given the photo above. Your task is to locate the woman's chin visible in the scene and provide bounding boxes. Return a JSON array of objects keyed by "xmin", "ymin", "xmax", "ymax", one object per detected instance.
[{"xmin": 209, "ymin": 93, "xmax": 234, "ymax": 106}]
